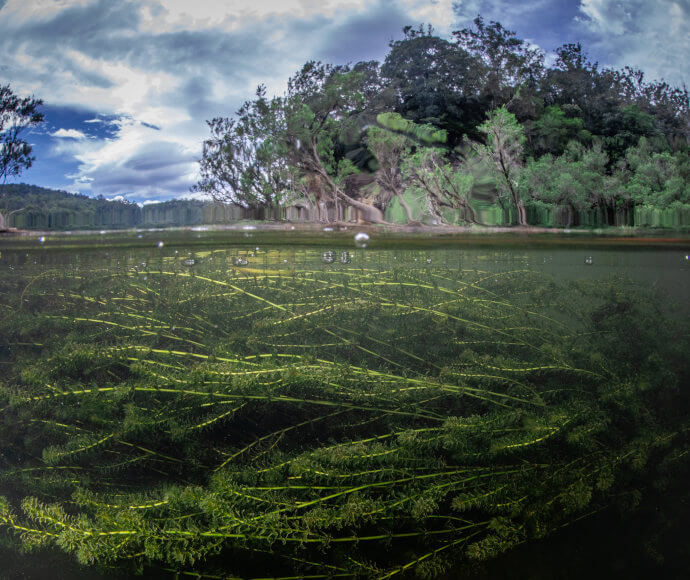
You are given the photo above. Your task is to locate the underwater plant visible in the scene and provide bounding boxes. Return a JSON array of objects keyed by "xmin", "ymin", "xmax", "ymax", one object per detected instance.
[{"xmin": 0, "ymin": 247, "xmax": 688, "ymax": 578}]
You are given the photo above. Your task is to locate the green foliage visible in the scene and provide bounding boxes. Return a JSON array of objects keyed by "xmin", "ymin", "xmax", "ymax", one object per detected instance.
[
  {"xmin": 0, "ymin": 83, "xmax": 44, "ymax": 183},
  {"xmin": 520, "ymin": 141, "xmax": 615, "ymax": 225},
  {"xmin": 191, "ymin": 19, "xmax": 690, "ymax": 226},
  {"xmin": 376, "ymin": 113, "xmax": 447, "ymax": 145},
  {"xmin": 474, "ymin": 107, "xmax": 527, "ymax": 225},
  {"xmin": 616, "ymin": 138, "xmax": 690, "ymax": 208},
  {"xmin": 194, "ymin": 85, "xmax": 291, "ymax": 209},
  {"xmin": 381, "ymin": 28, "xmax": 483, "ymax": 144},
  {"xmin": 401, "ymin": 147, "xmax": 477, "ymax": 224},
  {"xmin": 0, "ymin": 246, "xmax": 688, "ymax": 577},
  {"xmin": 531, "ymin": 105, "xmax": 592, "ymax": 156},
  {"xmin": 453, "ymin": 16, "xmax": 544, "ymax": 115}
]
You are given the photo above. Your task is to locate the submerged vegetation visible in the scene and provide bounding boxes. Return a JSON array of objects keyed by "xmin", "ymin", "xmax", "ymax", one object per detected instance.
[{"xmin": 0, "ymin": 244, "xmax": 688, "ymax": 577}]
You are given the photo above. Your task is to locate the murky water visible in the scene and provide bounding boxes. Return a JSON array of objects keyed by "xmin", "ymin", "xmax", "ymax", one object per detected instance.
[{"xmin": 0, "ymin": 232, "xmax": 688, "ymax": 579}]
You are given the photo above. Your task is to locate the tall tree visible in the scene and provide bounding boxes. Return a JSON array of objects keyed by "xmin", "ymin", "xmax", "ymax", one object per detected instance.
[
  {"xmin": 0, "ymin": 83, "xmax": 44, "ymax": 229},
  {"xmin": 381, "ymin": 26, "xmax": 484, "ymax": 145},
  {"xmin": 453, "ymin": 16, "xmax": 545, "ymax": 114},
  {"xmin": 542, "ymin": 44, "xmax": 622, "ymax": 137},
  {"xmin": 194, "ymin": 86, "xmax": 290, "ymax": 211},
  {"xmin": 474, "ymin": 106, "xmax": 528, "ymax": 225},
  {"xmin": 0, "ymin": 84, "xmax": 43, "ymax": 183},
  {"xmin": 613, "ymin": 66, "xmax": 690, "ymax": 150},
  {"xmin": 282, "ymin": 61, "xmax": 387, "ymax": 223}
]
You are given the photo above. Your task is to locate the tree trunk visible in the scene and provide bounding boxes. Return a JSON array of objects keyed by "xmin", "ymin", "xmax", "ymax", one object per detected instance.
[
  {"xmin": 518, "ymin": 202, "xmax": 527, "ymax": 226},
  {"xmin": 395, "ymin": 193, "xmax": 414, "ymax": 223},
  {"xmin": 317, "ymin": 169, "xmax": 387, "ymax": 223},
  {"xmin": 463, "ymin": 200, "xmax": 483, "ymax": 225},
  {"xmin": 308, "ymin": 146, "xmax": 388, "ymax": 224}
]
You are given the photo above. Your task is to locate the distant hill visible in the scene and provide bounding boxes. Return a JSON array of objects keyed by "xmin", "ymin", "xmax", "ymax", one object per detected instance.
[{"xmin": 0, "ymin": 184, "xmax": 244, "ymax": 230}]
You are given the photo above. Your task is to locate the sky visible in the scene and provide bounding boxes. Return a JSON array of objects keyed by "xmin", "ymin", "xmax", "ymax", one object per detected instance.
[{"xmin": 1, "ymin": 0, "xmax": 688, "ymax": 204}]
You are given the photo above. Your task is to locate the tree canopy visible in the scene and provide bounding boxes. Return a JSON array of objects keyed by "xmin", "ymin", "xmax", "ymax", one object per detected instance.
[
  {"xmin": 0, "ymin": 83, "xmax": 43, "ymax": 184},
  {"xmin": 196, "ymin": 17, "xmax": 690, "ymax": 228}
]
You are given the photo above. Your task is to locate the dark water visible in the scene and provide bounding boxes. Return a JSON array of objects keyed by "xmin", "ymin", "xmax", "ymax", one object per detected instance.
[{"xmin": 0, "ymin": 232, "xmax": 689, "ymax": 579}]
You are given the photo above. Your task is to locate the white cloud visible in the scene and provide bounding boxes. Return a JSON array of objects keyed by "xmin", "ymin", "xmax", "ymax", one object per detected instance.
[
  {"xmin": 578, "ymin": 0, "xmax": 624, "ymax": 34},
  {"xmin": 578, "ymin": 0, "xmax": 689, "ymax": 84},
  {"xmin": 180, "ymin": 190, "xmax": 213, "ymax": 202},
  {"xmin": 63, "ymin": 117, "xmax": 199, "ymax": 199},
  {"xmin": 1, "ymin": 0, "xmax": 464, "ymax": 199},
  {"xmin": 51, "ymin": 128, "xmax": 87, "ymax": 139},
  {"xmin": 398, "ymin": 0, "xmax": 457, "ymax": 33},
  {"xmin": 13, "ymin": 0, "xmax": 684, "ymax": 201}
]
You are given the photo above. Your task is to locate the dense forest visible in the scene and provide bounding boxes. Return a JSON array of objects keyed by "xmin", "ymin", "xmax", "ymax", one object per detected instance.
[
  {"xmin": 0, "ymin": 184, "xmax": 244, "ymax": 230},
  {"xmin": 196, "ymin": 18, "xmax": 690, "ymax": 228}
]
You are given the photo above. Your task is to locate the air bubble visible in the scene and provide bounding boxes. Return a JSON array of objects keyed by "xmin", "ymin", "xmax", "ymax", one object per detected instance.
[{"xmin": 354, "ymin": 232, "xmax": 369, "ymax": 248}]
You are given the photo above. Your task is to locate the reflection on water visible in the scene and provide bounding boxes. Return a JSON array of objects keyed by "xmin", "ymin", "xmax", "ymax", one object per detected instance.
[{"xmin": 0, "ymin": 236, "xmax": 688, "ymax": 578}]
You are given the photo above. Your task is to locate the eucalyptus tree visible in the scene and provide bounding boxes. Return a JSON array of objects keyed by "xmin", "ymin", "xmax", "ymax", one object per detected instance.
[
  {"xmin": 281, "ymin": 61, "xmax": 388, "ymax": 223},
  {"xmin": 474, "ymin": 106, "xmax": 528, "ymax": 225},
  {"xmin": 194, "ymin": 86, "xmax": 291, "ymax": 212},
  {"xmin": 0, "ymin": 83, "xmax": 43, "ymax": 228}
]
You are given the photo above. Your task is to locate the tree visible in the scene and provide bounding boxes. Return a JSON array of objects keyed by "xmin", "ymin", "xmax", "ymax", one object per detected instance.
[
  {"xmin": 1, "ymin": 84, "xmax": 43, "ymax": 183},
  {"xmin": 520, "ymin": 141, "xmax": 612, "ymax": 226},
  {"xmin": 194, "ymin": 86, "xmax": 290, "ymax": 212},
  {"xmin": 401, "ymin": 146, "xmax": 478, "ymax": 225},
  {"xmin": 618, "ymin": 137, "xmax": 690, "ymax": 208},
  {"xmin": 530, "ymin": 105, "xmax": 591, "ymax": 156},
  {"xmin": 381, "ymin": 26, "xmax": 484, "ymax": 145},
  {"xmin": 474, "ymin": 107, "xmax": 528, "ymax": 225},
  {"xmin": 0, "ymin": 84, "xmax": 43, "ymax": 228},
  {"xmin": 600, "ymin": 104, "xmax": 661, "ymax": 161},
  {"xmin": 365, "ymin": 124, "xmax": 414, "ymax": 222},
  {"xmin": 365, "ymin": 113, "xmax": 449, "ymax": 223},
  {"xmin": 613, "ymin": 66, "xmax": 690, "ymax": 150},
  {"xmin": 282, "ymin": 61, "xmax": 387, "ymax": 223},
  {"xmin": 453, "ymin": 16, "xmax": 544, "ymax": 114}
]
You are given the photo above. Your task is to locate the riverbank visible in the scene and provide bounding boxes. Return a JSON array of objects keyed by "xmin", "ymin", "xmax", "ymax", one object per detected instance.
[{"xmin": 2, "ymin": 219, "xmax": 689, "ymax": 237}]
